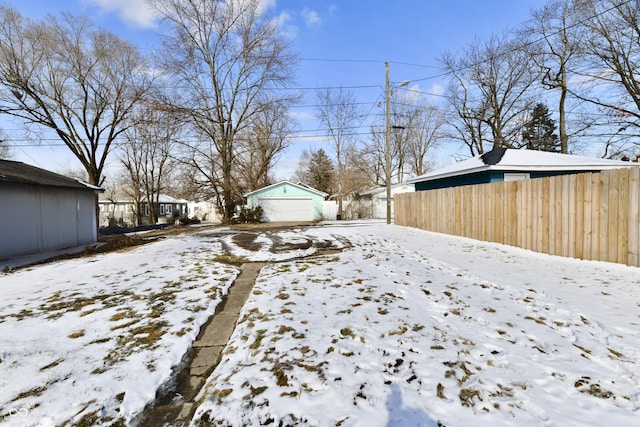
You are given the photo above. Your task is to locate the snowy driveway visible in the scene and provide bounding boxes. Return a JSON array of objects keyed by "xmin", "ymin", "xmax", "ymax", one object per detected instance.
[{"xmin": 1, "ymin": 222, "xmax": 639, "ymax": 426}]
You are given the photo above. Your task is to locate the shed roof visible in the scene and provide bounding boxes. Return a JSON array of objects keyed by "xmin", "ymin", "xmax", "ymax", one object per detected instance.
[
  {"xmin": 245, "ymin": 180, "xmax": 328, "ymax": 197},
  {"xmin": 406, "ymin": 148, "xmax": 640, "ymax": 184},
  {"xmin": 0, "ymin": 159, "xmax": 101, "ymax": 191}
]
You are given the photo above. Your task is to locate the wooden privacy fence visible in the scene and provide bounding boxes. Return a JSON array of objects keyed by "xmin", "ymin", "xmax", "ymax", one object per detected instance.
[{"xmin": 395, "ymin": 167, "xmax": 640, "ymax": 267}]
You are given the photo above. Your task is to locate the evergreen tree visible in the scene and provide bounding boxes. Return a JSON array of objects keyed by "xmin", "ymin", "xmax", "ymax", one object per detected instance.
[
  {"xmin": 522, "ymin": 103, "xmax": 560, "ymax": 152},
  {"xmin": 305, "ymin": 148, "xmax": 335, "ymax": 194}
]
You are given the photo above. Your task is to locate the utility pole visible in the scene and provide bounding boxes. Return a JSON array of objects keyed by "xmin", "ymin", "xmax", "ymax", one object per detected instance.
[
  {"xmin": 385, "ymin": 62, "xmax": 408, "ymax": 224},
  {"xmin": 385, "ymin": 62, "xmax": 392, "ymax": 224}
]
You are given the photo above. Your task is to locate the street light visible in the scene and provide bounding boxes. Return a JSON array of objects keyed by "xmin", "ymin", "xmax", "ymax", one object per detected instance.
[{"xmin": 385, "ymin": 61, "xmax": 409, "ymax": 224}]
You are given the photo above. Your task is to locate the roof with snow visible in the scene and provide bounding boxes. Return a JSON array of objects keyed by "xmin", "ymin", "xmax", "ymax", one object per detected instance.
[
  {"xmin": 407, "ymin": 148, "xmax": 640, "ymax": 184},
  {"xmin": 360, "ymin": 183, "xmax": 415, "ymax": 197}
]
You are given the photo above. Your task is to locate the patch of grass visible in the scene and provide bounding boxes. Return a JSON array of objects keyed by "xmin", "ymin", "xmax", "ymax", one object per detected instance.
[
  {"xmin": 76, "ymin": 410, "xmax": 101, "ymax": 427},
  {"xmin": 524, "ymin": 315, "xmax": 547, "ymax": 325},
  {"xmin": 277, "ymin": 325, "xmax": 295, "ymax": 334},
  {"xmin": 250, "ymin": 330, "xmax": 268, "ymax": 349},
  {"xmin": 68, "ymin": 330, "xmax": 85, "ymax": 339},
  {"xmin": 250, "ymin": 385, "xmax": 268, "ymax": 396},
  {"xmin": 608, "ymin": 348, "xmax": 624, "ymax": 358},
  {"xmin": 215, "ymin": 388, "xmax": 233, "ymax": 400},
  {"xmin": 273, "ymin": 364, "xmax": 290, "ymax": 387},
  {"xmin": 340, "ymin": 327, "xmax": 355, "ymax": 338},
  {"xmin": 459, "ymin": 388, "xmax": 482, "ymax": 407},
  {"xmin": 580, "ymin": 383, "xmax": 614, "ymax": 399},
  {"xmin": 431, "ymin": 345, "xmax": 445, "ymax": 350},
  {"xmin": 436, "ymin": 383, "xmax": 446, "ymax": 399},
  {"xmin": 110, "ymin": 319, "xmax": 140, "ymax": 331},
  {"xmin": 40, "ymin": 359, "xmax": 64, "ymax": 371},
  {"xmin": 212, "ymin": 254, "xmax": 248, "ymax": 265},
  {"xmin": 389, "ymin": 326, "xmax": 408, "ymax": 336},
  {"xmin": 110, "ymin": 310, "xmax": 132, "ymax": 322},
  {"xmin": 573, "ymin": 344, "xmax": 592, "ymax": 354},
  {"xmin": 12, "ymin": 385, "xmax": 47, "ymax": 401}
]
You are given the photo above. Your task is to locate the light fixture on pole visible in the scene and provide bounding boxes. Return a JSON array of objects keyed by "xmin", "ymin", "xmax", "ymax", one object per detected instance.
[{"xmin": 385, "ymin": 61, "xmax": 409, "ymax": 225}]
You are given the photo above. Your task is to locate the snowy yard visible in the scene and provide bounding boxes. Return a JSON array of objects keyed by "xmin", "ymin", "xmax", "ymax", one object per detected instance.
[{"xmin": 1, "ymin": 222, "xmax": 639, "ymax": 426}]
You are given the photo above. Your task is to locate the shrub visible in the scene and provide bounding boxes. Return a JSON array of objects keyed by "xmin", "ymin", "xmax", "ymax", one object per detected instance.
[{"xmin": 238, "ymin": 205, "xmax": 263, "ymax": 223}]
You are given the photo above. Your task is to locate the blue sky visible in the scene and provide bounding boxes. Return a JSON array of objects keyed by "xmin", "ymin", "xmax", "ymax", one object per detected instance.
[{"xmin": 3, "ymin": 0, "xmax": 545, "ymax": 180}]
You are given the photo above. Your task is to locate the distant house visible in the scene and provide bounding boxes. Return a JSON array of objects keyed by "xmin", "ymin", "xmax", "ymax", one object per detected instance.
[
  {"xmin": 0, "ymin": 159, "xmax": 102, "ymax": 260},
  {"xmin": 358, "ymin": 183, "xmax": 416, "ymax": 219},
  {"xmin": 98, "ymin": 188, "xmax": 189, "ymax": 227},
  {"xmin": 407, "ymin": 147, "xmax": 640, "ymax": 190},
  {"xmin": 187, "ymin": 200, "xmax": 221, "ymax": 223},
  {"xmin": 245, "ymin": 181, "xmax": 328, "ymax": 222}
]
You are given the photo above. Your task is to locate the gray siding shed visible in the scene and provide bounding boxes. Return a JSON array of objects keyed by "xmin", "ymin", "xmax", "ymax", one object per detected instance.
[{"xmin": 0, "ymin": 160, "xmax": 101, "ymax": 260}]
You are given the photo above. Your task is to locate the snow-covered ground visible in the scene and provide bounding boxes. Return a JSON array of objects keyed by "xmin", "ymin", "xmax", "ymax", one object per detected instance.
[
  {"xmin": 0, "ymin": 233, "xmax": 239, "ymax": 426},
  {"xmin": 1, "ymin": 222, "xmax": 639, "ymax": 426},
  {"xmin": 193, "ymin": 223, "xmax": 640, "ymax": 427}
]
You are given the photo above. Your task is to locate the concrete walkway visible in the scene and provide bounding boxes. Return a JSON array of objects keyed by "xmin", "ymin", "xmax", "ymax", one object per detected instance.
[{"xmin": 139, "ymin": 262, "xmax": 266, "ymax": 427}]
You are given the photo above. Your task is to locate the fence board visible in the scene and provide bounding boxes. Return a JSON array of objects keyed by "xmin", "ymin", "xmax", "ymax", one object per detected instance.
[
  {"xmin": 395, "ymin": 167, "xmax": 640, "ymax": 267},
  {"xmin": 575, "ymin": 174, "xmax": 585, "ymax": 259},
  {"xmin": 618, "ymin": 168, "xmax": 629, "ymax": 265},
  {"xmin": 629, "ymin": 168, "xmax": 640, "ymax": 266}
]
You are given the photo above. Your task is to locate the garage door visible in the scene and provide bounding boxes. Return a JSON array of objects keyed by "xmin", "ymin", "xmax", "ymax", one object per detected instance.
[{"xmin": 259, "ymin": 197, "xmax": 313, "ymax": 222}]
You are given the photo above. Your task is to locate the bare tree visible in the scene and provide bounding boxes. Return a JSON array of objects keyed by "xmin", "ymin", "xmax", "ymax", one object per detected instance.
[
  {"xmin": 0, "ymin": 7, "xmax": 153, "ymax": 186},
  {"xmin": 440, "ymin": 65, "xmax": 491, "ymax": 156},
  {"xmin": 526, "ymin": 0, "xmax": 589, "ymax": 153},
  {"xmin": 441, "ymin": 33, "xmax": 540, "ymax": 154},
  {"xmin": 315, "ymin": 87, "xmax": 360, "ymax": 217},
  {"xmin": 570, "ymin": 0, "xmax": 640, "ymax": 156},
  {"xmin": 236, "ymin": 97, "xmax": 296, "ymax": 190},
  {"xmin": 120, "ymin": 106, "xmax": 180, "ymax": 225},
  {"xmin": 0, "ymin": 129, "xmax": 12, "ymax": 159},
  {"xmin": 152, "ymin": 0, "xmax": 297, "ymax": 220},
  {"xmin": 404, "ymin": 102, "xmax": 443, "ymax": 176}
]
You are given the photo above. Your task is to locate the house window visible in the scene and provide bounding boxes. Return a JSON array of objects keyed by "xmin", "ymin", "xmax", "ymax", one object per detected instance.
[
  {"xmin": 160, "ymin": 204, "xmax": 165, "ymax": 215},
  {"xmin": 143, "ymin": 204, "xmax": 149, "ymax": 216},
  {"xmin": 166, "ymin": 204, "xmax": 172, "ymax": 216},
  {"xmin": 99, "ymin": 205, "xmax": 104, "ymax": 212},
  {"xmin": 504, "ymin": 173, "xmax": 530, "ymax": 182}
]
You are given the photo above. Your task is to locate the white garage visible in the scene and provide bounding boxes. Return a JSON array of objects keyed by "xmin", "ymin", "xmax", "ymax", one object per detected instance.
[
  {"xmin": 245, "ymin": 181, "xmax": 328, "ymax": 222},
  {"xmin": 259, "ymin": 197, "xmax": 314, "ymax": 222}
]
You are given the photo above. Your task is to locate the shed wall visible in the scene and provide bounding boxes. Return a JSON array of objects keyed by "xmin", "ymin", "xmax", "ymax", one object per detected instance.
[{"xmin": 0, "ymin": 183, "xmax": 97, "ymax": 259}]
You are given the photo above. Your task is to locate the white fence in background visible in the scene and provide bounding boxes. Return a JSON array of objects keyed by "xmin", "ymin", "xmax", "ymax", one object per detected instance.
[{"xmin": 322, "ymin": 201, "xmax": 338, "ymax": 221}]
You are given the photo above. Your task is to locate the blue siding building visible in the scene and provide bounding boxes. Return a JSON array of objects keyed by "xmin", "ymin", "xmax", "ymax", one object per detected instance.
[{"xmin": 408, "ymin": 148, "xmax": 639, "ymax": 191}]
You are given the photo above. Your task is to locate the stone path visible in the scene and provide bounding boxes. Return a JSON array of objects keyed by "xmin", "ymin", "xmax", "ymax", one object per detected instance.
[{"xmin": 139, "ymin": 262, "xmax": 266, "ymax": 427}]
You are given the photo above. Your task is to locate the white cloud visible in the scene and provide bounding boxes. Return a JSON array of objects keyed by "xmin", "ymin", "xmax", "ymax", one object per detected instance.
[
  {"xmin": 301, "ymin": 7, "xmax": 322, "ymax": 28},
  {"xmin": 86, "ymin": 0, "xmax": 159, "ymax": 29},
  {"xmin": 429, "ymin": 82, "xmax": 445, "ymax": 97},
  {"xmin": 273, "ymin": 10, "xmax": 298, "ymax": 39}
]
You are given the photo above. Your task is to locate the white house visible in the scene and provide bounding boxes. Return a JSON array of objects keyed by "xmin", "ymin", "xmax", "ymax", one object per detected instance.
[
  {"xmin": 0, "ymin": 159, "xmax": 102, "ymax": 260},
  {"xmin": 359, "ymin": 183, "xmax": 416, "ymax": 219},
  {"xmin": 98, "ymin": 188, "xmax": 189, "ymax": 227}
]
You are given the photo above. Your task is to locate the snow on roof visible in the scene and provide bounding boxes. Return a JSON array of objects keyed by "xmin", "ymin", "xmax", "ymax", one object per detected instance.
[
  {"xmin": 360, "ymin": 183, "xmax": 415, "ymax": 196},
  {"xmin": 407, "ymin": 148, "xmax": 640, "ymax": 183}
]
